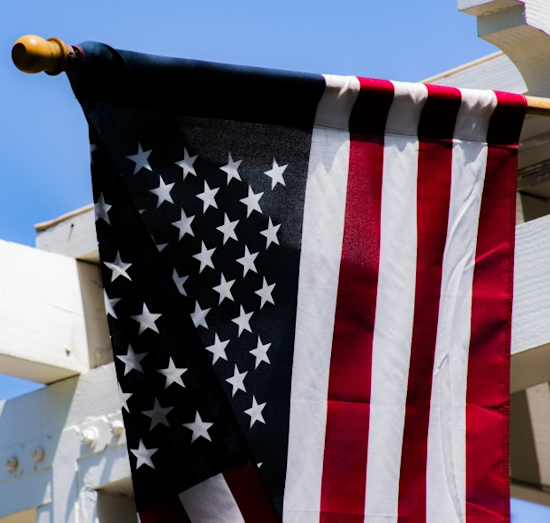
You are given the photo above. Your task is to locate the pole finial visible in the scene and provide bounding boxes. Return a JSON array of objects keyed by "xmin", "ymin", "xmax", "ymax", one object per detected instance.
[{"xmin": 12, "ymin": 35, "xmax": 69, "ymax": 75}]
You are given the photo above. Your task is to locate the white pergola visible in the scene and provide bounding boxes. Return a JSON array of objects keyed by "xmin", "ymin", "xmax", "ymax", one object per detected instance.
[{"xmin": 2, "ymin": 0, "xmax": 550, "ymax": 520}]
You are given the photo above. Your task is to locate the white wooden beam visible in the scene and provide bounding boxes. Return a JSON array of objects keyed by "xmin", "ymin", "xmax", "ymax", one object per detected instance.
[
  {"xmin": 35, "ymin": 204, "xmax": 98, "ymax": 263},
  {"xmin": 460, "ymin": 0, "xmax": 550, "ymax": 97},
  {"xmin": 458, "ymin": 0, "xmax": 522, "ymax": 17},
  {"xmin": 0, "ymin": 363, "xmax": 132, "ymax": 521},
  {"xmin": 0, "ymin": 240, "xmax": 91, "ymax": 384},
  {"xmin": 511, "ymin": 482, "xmax": 550, "ymax": 507},
  {"xmin": 512, "ymin": 213, "xmax": 550, "ymax": 391},
  {"xmin": 423, "ymin": 51, "xmax": 526, "ymax": 93}
]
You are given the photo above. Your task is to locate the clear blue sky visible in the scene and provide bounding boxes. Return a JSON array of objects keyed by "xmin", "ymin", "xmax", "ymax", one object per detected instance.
[{"xmin": 0, "ymin": 0, "xmax": 547, "ymax": 520}]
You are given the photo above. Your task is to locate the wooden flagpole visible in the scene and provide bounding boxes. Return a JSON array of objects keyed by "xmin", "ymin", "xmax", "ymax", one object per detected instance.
[
  {"xmin": 523, "ymin": 96, "xmax": 550, "ymax": 117},
  {"xmin": 11, "ymin": 35, "xmax": 550, "ymax": 118}
]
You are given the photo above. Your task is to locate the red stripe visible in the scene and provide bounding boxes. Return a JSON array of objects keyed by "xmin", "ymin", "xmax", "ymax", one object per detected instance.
[
  {"xmin": 319, "ymin": 78, "xmax": 393, "ymax": 522},
  {"xmin": 224, "ymin": 463, "xmax": 281, "ymax": 523},
  {"xmin": 465, "ymin": 92, "xmax": 524, "ymax": 523},
  {"xmin": 139, "ymin": 494, "xmax": 192, "ymax": 523},
  {"xmin": 397, "ymin": 85, "xmax": 461, "ymax": 522}
]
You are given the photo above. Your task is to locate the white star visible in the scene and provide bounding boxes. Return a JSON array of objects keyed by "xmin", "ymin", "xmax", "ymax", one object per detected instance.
[
  {"xmin": 172, "ymin": 208, "xmax": 195, "ymax": 240},
  {"xmin": 127, "ymin": 143, "xmax": 152, "ymax": 174},
  {"xmin": 104, "ymin": 290, "xmax": 120, "ymax": 319},
  {"xmin": 213, "ymin": 273, "xmax": 235, "ymax": 304},
  {"xmin": 130, "ymin": 440, "xmax": 158, "ymax": 469},
  {"xmin": 232, "ymin": 306, "xmax": 254, "ymax": 337},
  {"xmin": 236, "ymin": 246, "xmax": 258, "ymax": 277},
  {"xmin": 90, "ymin": 144, "xmax": 97, "ymax": 164},
  {"xmin": 255, "ymin": 278, "xmax": 276, "ymax": 309},
  {"xmin": 183, "ymin": 412, "xmax": 213, "ymax": 443},
  {"xmin": 172, "ymin": 268, "xmax": 189, "ymax": 296},
  {"xmin": 156, "ymin": 242, "xmax": 168, "ymax": 252},
  {"xmin": 95, "ymin": 193, "xmax": 111, "ymax": 224},
  {"xmin": 172, "ymin": 209, "xmax": 195, "ymax": 240},
  {"xmin": 130, "ymin": 304, "xmax": 161, "ymax": 335},
  {"xmin": 117, "ymin": 344, "xmax": 146, "ymax": 375},
  {"xmin": 250, "ymin": 336, "xmax": 271, "ymax": 368},
  {"xmin": 118, "ymin": 383, "xmax": 132, "ymax": 412},
  {"xmin": 220, "ymin": 153, "xmax": 242, "ymax": 184},
  {"xmin": 226, "ymin": 365, "xmax": 247, "ymax": 396},
  {"xmin": 244, "ymin": 396, "xmax": 266, "ymax": 428},
  {"xmin": 157, "ymin": 357, "xmax": 187, "ymax": 389},
  {"xmin": 142, "ymin": 398, "xmax": 173, "ymax": 430},
  {"xmin": 104, "ymin": 252, "xmax": 132, "ymax": 282},
  {"xmin": 196, "ymin": 181, "xmax": 219, "ymax": 213},
  {"xmin": 240, "ymin": 186, "xmax": 263, "ymax": 217},
  {"xmin": 191, "ymin": 301, "xmax": 210, "ymax": 329},
  {"xmin": 216, "ymin": 213, "xmax": 239, "ymax": 244},
  {"xmin": 264, "ymin": 158, "xmax": 288, "ymax": 189},
  {"xmin": 176, "ymin": 148, "xmax": 198, "ymax": 179},
  {"xmin": 205, "ymin": 333, "xmax": 230, "ymax": 364},
  {"xmin": 260, "ymin": 218, "xmax": 281, "ymax": 249},
  {"xmin": 149, "ymin": 176, "xmax": 175, "ymax": 208},
  {"xmin": 193, "ymin": 241, "xmax": 216, "ymax": 273}
]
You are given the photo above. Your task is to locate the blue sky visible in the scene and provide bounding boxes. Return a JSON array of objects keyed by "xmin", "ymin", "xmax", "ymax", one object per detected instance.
[
  {"xmin": 0, "ymin": 0, "xmax": 548, "ymax": 520},
  {"xmin": 0, "ymin": 0, "xmax": 496, "ymax": 248}
]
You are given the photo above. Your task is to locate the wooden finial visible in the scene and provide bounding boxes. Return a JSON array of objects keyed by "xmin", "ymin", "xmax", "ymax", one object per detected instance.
[{"xmin": 12, "ymin": 35, "xmax": 69, "ymax": 75}]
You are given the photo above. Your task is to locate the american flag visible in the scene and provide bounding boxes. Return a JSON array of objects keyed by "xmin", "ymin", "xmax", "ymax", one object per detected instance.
[{"xmin": 72, "ymin": 43, "xmax": 525, "ymax": 523}]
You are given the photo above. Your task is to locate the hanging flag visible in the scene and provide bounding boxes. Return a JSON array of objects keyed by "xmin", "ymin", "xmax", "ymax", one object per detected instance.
[{"xmin": 68, "ymin": 42, "xmax": 526, "ymax": 523}]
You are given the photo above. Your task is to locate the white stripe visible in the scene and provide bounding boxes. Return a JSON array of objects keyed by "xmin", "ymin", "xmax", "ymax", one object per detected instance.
[
  {"xmin": 364, "ymin": 81, "xmax": 427, "ymax": 522},
  {"xmin": 283, "ymin": 74, "xmax": 359, "ymax": 523},
  {"xmin": 426, "ymin": 89, "xmax": 496, "ymax": 523},
  {"xmin": 179, "ymin": 473, "xmax": 245, "ymax": 523}
]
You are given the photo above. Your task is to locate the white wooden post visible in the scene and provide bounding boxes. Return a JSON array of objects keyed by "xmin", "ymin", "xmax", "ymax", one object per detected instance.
[{"xmin": 459, "ymin": 0, "xmax": 550, "ymax": 96}]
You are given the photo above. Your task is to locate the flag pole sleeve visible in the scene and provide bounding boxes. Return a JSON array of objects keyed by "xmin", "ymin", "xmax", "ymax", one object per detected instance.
[{"xmin": 12, "ymin": 35, "xmax": 83, "ymax": 75}]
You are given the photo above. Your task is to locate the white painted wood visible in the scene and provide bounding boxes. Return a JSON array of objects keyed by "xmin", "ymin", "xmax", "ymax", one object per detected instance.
[
  {"xmin": 461, "ymin": 0, "xmax": 550, "ymax": 96},
  {"xmin": 0, "ymin": 363, "xmax": 134, "ymax": 522},
  {"xmin": 0, "ymin": 510, "xmax": 36, "ymax": 523},
  {"xmin": 458, "ymin": 0, "xmax": 522, "ymax": 17},
  {"xmin": 512, "ymin": 215, "xmax": 550, "ymax": 350},
  {"xmin": 526, "ymin": 383, "xmax": 550, "ymax": 488},
  {"xmin": 512, "ymin": 214, "xmax": 550, "ymax": 391},
  {"xmin": 77, "ymin": 261, "xmax": 113, "ymax": 369},
  {"xmin": 35, "ymin": 205, "xmax": 98, "ymax": 263},
  {"xmin": 0, "ymin": 240, "xmax": 90, "ymax": 384},
  {"xmin": 511, "ymin": 482, "xmax": 550, "ymax": 507},
  {"xmin": 423, "ymin": 52, "xmax": 527, "ymax": 93},
  {"xmin": 97, "ymin": 492, "xmax": 137, "ymax": 523}
]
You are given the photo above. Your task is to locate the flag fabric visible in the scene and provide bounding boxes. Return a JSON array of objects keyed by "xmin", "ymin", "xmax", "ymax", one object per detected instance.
[{"xmin": 67, "ymin": 42, "xmax": 526, "ymax": 523}]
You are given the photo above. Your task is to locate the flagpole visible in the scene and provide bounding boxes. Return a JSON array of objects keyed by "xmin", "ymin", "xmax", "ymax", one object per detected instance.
[
  {"xmin": 10, "ymin": 35, "xmax": 550, "ymax": 118},
  {"xmin": 523, "ymin": 96, "xmax": 550, "ymax": 117}
]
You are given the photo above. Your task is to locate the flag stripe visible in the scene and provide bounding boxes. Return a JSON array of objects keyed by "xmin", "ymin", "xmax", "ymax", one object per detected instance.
[
  {"xmin": 426, "ymin": 89, "xmax": 496, "ymax": 523},
  {"xmin": 179, "ymin": 473, "xmax": 246, "ymax": 523},
  {"xmin": 465, "ymin": 91, "xmax": 520, "ymax": 523},
  {"xmin": 224, "ymin": 464, "xmax": 280, "ymax": 522},
  {"xmin": 363, "ymin": 81, "xmax": 427, "ymax": 522},
  {"xmin": 283, "ymin": 74, "xmax": 359, "ymax": 523},
  {"xmin": 396, "ymin": 85, "xmax": 460, "ymax": 523},
  {"xmin": 319, "ymin": 78, "xmax": 393, "ymax": 523}
]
